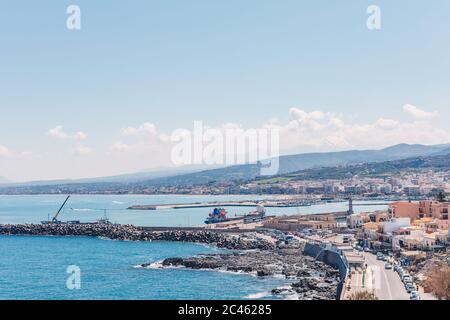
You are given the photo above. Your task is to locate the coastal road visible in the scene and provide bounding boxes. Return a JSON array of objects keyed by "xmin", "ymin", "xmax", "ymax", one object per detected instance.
[{"xmin": 361, "ymin": 252, "xmax": 410, "ymax": 300}]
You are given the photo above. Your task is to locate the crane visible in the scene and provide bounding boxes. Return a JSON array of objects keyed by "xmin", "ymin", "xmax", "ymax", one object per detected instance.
[{"xmin": 51, "ymin": 195, "xmax": 71, "ymax": 223}]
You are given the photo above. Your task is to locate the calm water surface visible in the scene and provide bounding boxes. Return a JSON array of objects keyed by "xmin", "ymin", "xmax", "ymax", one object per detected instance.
[{"xmin": 0, "ymin": 194, "xmax": 387, "ymax": 299}]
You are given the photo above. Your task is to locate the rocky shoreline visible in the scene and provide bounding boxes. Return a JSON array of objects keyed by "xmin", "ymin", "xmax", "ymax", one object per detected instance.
[
  {"xmin": 142, "ymin": 246, "xmax": 340, "ymax": 300},
  {"xmin": 1, "ymin": 223, "xmax": 340, "ymax": 300},
  {"xmin": 0, "ymin": 223, "xmax": 274, "ymax": 250}
]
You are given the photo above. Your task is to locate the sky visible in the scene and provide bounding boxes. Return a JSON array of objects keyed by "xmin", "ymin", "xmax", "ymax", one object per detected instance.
[{"xmin": 1, "ymin": 0, "xmax": 450, "ymax": 182}]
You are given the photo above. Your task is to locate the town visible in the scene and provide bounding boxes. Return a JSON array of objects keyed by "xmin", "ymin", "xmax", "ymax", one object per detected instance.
[
  {"xmin": 121, "ymin": 169, "xmax": 450, "ymax": 198},
  {"xmin": 201, "ymin": 197, "xmax": 450, "ymax": 300}
]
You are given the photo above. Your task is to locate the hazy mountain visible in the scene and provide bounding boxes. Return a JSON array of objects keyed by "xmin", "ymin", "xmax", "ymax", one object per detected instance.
[
  {"xmin": 133, "ymin": 143, "xmax": 450, "ymax": 187},
  {"xmin": 271, "ymin": 152, "xmax": 450, "ymax": 182},
  {"xmin": 432, "ymin": 147, "xmax": 450, "ymax": 156},
  {"xmin": 4, "ymin": 164, "xmax": 225, "ymax": 187},
  {"xmin": 1, "ymin": 143, "xmax": 449, "ymax": 193},
  {"xmin": 0, "ymin": 176, "xmax": 9, "ymax": 184}
]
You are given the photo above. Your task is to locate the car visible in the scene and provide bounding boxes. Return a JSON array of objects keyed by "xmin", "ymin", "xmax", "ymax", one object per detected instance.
[
  {"xmin": 364, "ymin": 247, "xmax": 371, "ymax": 252},
  {"xmin": 410, "ymin": 295, "xmax": 421, "ymax": 300},
  {"xmin": 405, "ymin": 285, "xmax": 415, "ymax": 293},
  {"xmin": 404, "ymin": 280, "xmax": 413, "ymax": 287},
  {"xmin": 403, "ymin": 277, "xmax": 413, "ymax": 284},
  {"xmin": 384, "ymin": 263, "xmax": 392, "ymax": 270}
]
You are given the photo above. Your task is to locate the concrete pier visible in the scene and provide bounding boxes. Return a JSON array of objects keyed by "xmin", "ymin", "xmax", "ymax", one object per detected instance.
[{"xmin": 127, "ymin": 200, "xmax": 314, "ymax": 210}]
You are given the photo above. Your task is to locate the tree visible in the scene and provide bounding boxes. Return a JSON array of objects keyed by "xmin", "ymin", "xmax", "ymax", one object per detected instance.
[
  {"xmin": 348, "ymin": 290, "xmax": 378, "ymax": 300},
  {"xmin": 426, "ymin": 263, "xmax": 450, "ymax": 300},
  {"xmin": 436, "ymin": 191, "xmax": 447, "ymax": 203}
]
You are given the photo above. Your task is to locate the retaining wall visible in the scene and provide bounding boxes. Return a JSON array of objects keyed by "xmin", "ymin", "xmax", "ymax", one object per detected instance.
[{"xmin": 304, "ymin": 242, "xmax": 349, "ymax": 300}]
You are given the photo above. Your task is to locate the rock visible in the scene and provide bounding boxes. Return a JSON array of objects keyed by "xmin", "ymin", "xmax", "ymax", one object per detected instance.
[{"xmin": 0, "ymin": 223, "xmax": 275, "ymax": 251}]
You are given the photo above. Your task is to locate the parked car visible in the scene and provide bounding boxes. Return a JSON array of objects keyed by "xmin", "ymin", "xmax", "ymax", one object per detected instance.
[
  {"xmin": 384, "ymin": 263, "xmax": 392, "ymax": 270},
  {"xmin": 405, "ymin": 285, "xmax": 415, "ymax": 293},
  {"xmin": 401, "ymin": 273, "xmax": 411, "ymax": 281},
  {"xmin": 403, "ymin": 277, "xmax": 413, "ymax": 284}
]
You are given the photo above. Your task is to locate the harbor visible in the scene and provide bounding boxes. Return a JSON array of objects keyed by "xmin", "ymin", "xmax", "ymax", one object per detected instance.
[
  {"xmin": 0, "ymin": 221, "xmax": 341, "ymax": 300},
  {"xmin": 127, "ymin": 199, "xmax": 315, "ymax": 210}
]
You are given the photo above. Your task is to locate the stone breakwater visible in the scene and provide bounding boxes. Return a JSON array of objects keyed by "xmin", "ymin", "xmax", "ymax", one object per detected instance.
[
  {"xmin": 0, "ymin": 223, "xmax": 275, "ymax": 251},
  {"xmin": 142, "ymin": 247, "xmax": 340, "ymax": 300}
]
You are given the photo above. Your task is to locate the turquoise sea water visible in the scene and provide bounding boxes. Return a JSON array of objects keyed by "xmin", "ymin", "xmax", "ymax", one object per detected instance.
[
  {"xmin": 0, "ymin": 194, "xmax": 388, "ymax": 227},
  {"xmin": 0, "ymin": 235, "xmax": 286, "ymax": 300},
  {"xmin": 0, "ymin": 195, "xmax": 388, "ymax": 299}
]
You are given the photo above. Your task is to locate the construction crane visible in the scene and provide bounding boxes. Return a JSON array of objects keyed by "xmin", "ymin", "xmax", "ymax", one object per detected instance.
[{"xmin": 52, "ymin": 195, "xmax": 71, "ymax": 223}]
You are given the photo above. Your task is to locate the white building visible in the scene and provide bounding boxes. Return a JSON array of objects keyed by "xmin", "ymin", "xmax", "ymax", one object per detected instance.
[{"xmin": 383, "ymin": 217, "xmax": 411, "ymax": 235}]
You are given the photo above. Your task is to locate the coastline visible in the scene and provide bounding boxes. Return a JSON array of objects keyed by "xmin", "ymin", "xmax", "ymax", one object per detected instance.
[{"xmin": 0, "ymin": 222, "xmax": 341, "ymax": 300}]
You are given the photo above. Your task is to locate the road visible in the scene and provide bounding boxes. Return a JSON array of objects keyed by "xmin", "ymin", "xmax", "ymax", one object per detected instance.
[{"xmin": 361, "ymin": 252, "xmax": 410, "ymax": 300}]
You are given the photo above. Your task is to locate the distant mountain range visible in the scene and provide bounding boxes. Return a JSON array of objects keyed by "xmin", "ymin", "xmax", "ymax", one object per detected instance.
[
  {"xmin": 1, "ymin": 164, "xmax": 225, "ymax": 187},
  {"xmin": 132, "ymin": 143, "xmax": 450, "ymax": 187},
  {"xmin": 0, "ymin": 176, "xmax": 9, "ymax": 184},
  {"xmin": 0, "ymin": 143, "xmax": 449, "ymax": 194},
  {"xmin": 262, "ymin": 152, "xmax": 450, "ymax": 182}
]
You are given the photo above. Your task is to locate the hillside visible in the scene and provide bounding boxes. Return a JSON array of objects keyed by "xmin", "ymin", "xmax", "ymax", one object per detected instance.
[
  {"xmin": 258, "ymin": 153, "xmax": 450, "ymax": 182},
  {"xmin": 130, "ymin": 143, "xmax": 450, "ymax": 187},
  {"xmin": 0, "ymin": 176, "xmax": 9, "ymax": 184},
  {"xmin": 0, "ymin": 143, "xmax": 449, "ymax": 194}
]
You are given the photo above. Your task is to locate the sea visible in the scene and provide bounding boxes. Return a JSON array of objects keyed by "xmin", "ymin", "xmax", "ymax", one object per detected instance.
[{"xmin": 0, "ymin": 194, "xmax": 388, "ymax": 300}]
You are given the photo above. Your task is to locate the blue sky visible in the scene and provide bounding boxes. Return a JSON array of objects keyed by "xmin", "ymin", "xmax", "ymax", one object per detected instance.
[{"xmin": 1, "ymin": 1, "xmax": 450, "ymax": 181}]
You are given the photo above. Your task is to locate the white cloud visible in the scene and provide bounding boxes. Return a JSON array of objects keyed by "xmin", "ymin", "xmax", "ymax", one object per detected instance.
[
  {"xmin": 73, "ymin": 144, "xmax": 92, "ymax": 156},
  {"xmin": 402, "ymin": 104, "xmax": 438, "ymax": 120},
  {"xmin": 0, "ymin": 145, "xmax": 10, "ymax": 157},
  {"xmin": 111, "ymin": 106, "xmax": 450, "ymax": 159},
  {"xmin": 47, "ymin": 126, "xmax": 87, "ymax": 140},
  {"xmin": 111, "ymin": 142, "xmax": 132, "ymax": 152},
  {"xmin": 121, "ymin": 122, "xmax": 157, "ymax": 136},
  {"xmin": 112, "ymin": 122, "xmax": 171, "ymax": 154},
  {"xmin": 261, "ymin": 106, "xmax": 450, "ymax": 153}
]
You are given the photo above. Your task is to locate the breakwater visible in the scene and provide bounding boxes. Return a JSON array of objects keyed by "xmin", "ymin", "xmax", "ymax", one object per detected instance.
[
  {"xmin": 128, "ymin": 200, "xmax": 315, "ymax": 210},
  {"xmin": 0, "ymin": 223, "xmax": 275, "ymax": 251}
]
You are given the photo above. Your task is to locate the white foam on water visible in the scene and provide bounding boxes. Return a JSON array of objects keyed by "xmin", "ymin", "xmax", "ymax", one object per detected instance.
[{"xmin": 244, "ymin": 291, "xmax": 271, "ymax": 299}]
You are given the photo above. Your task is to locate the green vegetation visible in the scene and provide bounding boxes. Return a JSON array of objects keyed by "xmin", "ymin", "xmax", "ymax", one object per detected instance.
[
  {"xmin": 255, "ymin": 154, "xmax": 450, "ymax": 183},
  {"xmin": 348, "ymin": 291, "xmax": 379, "ymax": 300},
  {"xmin": 255, "ymin": 177, "xmax": 290, "ymax": 184}
]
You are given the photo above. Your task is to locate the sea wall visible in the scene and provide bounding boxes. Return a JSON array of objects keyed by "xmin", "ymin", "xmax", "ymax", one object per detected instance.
[{"xmin": 303, "ymin": 242, "xmax": 349, "ymax": 300}]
